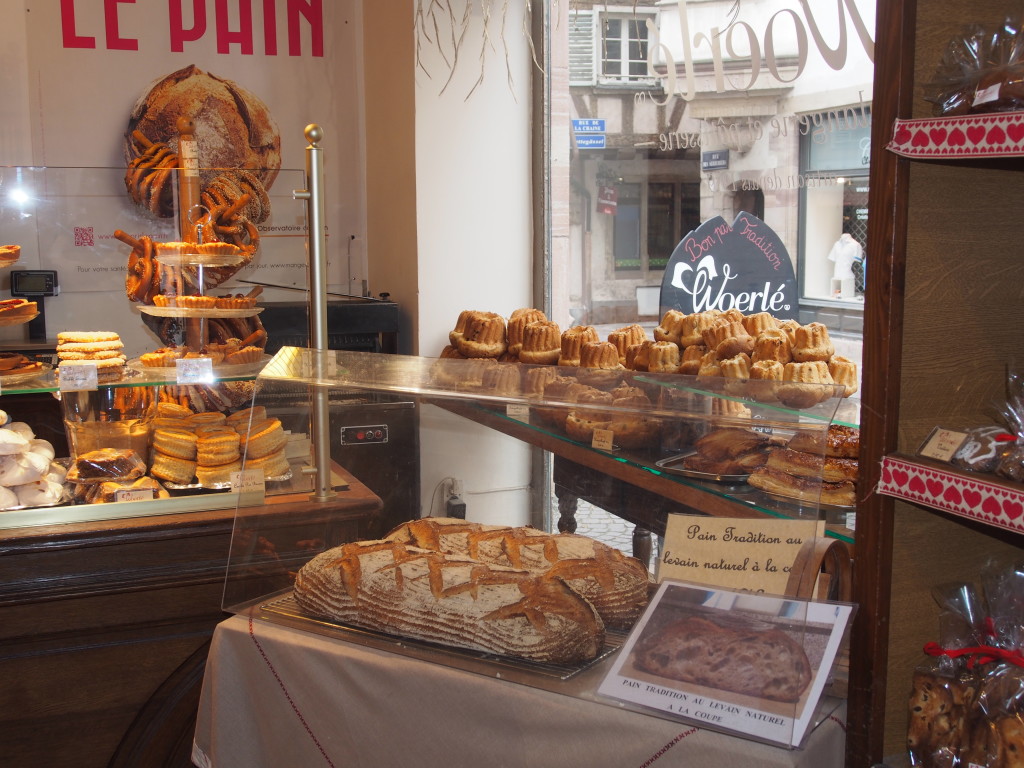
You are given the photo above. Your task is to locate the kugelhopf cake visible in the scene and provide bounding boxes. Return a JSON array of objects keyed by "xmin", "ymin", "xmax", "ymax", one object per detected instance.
[
  {"xmin": 385, "ymin": 517, "xmax": 650, "ymax": 629},
  {"xmin": 677, "ymin": 344, "xmax": 706, "ymax": 375},
  {"xmin": 647, "ymin": 341, "xmax": 681, "ymax": 373},
  {"xmin": 633, "ymin": 614, "xmax": 812, "ymax": 703},
  {"xmin": 456, "ymin": 311, "xmax": 508, "ymax": 359},
  {"xmin": 480, "ymin": 363, "xmax": 522, "ymax": 396},
  {"xmin": 607, "ymin": 325, "xmax": 647, "ymax": 365},
  {"xmin": 293, "ymin": 539, "xmax": 605, "ymax": 664},
  {"xmin": 558, "ymin": 326, "xmax": 600, "ymax": 367},
  {"xmin": 791, "ymin": 322, "xmax": 835, "ymax": 362},
  {"xmin": 742, "ymin": 311, "xmax": 779, "ymax": 337},
  {"xmin": 719, "ymin": 352, "xmax": 752, "ymax": 395},
  {"xmin": 777, "ymin": 360, "xmax": 835, "ymax": 408},
  {"xmin": 751, "ymin": 328, "xmax": 793, "ymax": 364},
  {"xmin": 518, "ymin": 320, "xmax": 561, "ymax": 365},
  {"xmin": 828, "ymin": 355, "xmax": 859, "ymax": 397},
  {"xmin": 626, "ymin": 340, "xmax": 653, "ymax": 371},
  {"xmin": 506, "ymin": 308, "xmax": 547, "ymax": 358},
  {"xmin": 704, "ymin": 319, "xmax": 755, "ymax": 360},
  {"xmin": 577, "ymin": 341, "xmax": 625, "ymax": 388},
  {"xmin": 678, "ymin": 311, "xmax": 720, "ymax": 347},
  {"xmin": 654, "ymin": 310, "xmax": 687, "ymax": 345}
]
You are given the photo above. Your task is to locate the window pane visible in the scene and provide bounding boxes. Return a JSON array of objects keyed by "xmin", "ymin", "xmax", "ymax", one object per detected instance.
[
  {"xmin": 613, "ymin": 183, "xmax": 642, "ymax": 271},
  {"xmin": 647, "ymin": 183, "xmax": 675, "ymax": 270}
]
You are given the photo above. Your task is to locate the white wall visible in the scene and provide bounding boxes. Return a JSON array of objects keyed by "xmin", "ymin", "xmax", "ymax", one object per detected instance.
[{"xmin": 414, "ymin": 1, "xmax": 535, "ymax": 526}]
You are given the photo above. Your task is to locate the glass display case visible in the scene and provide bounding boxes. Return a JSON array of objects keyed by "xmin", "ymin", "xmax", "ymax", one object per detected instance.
[{"xmin": 221, "ymin": 347, "xmax": 858, "ymax": 749}]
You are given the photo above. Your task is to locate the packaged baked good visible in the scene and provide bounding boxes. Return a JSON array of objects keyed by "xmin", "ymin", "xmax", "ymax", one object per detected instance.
[
  {"xmin": 925, "ymin": 17, "xmax": 1024, "ymax": 116},
  {"xmin": 68, "ymin": 448, "xmax": 146, "ymax": 482}
]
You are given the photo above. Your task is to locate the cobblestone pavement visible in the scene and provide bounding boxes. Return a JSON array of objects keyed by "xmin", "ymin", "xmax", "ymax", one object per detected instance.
[{"xmin": 565, "ymin": 499, "xmax": 660, "ymax": 571}]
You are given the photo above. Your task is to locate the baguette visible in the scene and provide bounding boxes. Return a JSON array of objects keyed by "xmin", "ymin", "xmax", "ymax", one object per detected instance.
[
  {"xmin": 293, "ymin": 540, "xmax": 605, "ymax": 664},
  {"xmin": 633, "ymin": 615, "xmax": 812, "ymax": 702},
  {"xmin": 385, "ymin": 517, "xmax": 650, "ymax": 629}
]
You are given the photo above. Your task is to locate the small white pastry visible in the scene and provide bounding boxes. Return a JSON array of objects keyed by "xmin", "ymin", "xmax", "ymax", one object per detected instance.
[
  {"xmin": 45, "ymin": 461, "xmax": 68, "ymax": 482},
  {"xmin": 0, "ymin": 452, "xmax": 49, "ymax": 485},
  {"xmin": 15, "ymin": 479, "xmax": 64, "ymax": 507},
  {"xmin": 29, "ymin": 439, "xmax": 55, "ymax": 460},
  {"xmin": 6, "ymin": 422, "xmax": 35, "ymax": 440},
  {"xmin": 0, "ymin": 485, "xmax": 18, "ymax": 509},
  {"xmin": 0, "ymin": 429, "xmax": 29, "ymax": 455}
]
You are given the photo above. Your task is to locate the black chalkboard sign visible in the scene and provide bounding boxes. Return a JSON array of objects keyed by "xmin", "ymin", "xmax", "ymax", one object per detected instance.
[{"xmin": 659, "ymin": 212, "xmax": 799, "ymax": 320}]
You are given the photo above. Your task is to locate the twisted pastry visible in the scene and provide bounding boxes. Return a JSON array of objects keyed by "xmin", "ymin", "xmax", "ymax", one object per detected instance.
[{"xmin": 124, "ymin": 131, "xmax": 178, "ymax": 217}]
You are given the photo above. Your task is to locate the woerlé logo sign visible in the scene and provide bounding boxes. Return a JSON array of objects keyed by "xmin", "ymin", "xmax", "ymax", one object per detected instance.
[{"xmin": 660, "ymin": 212, "xmax": 799, "ymax": 321}]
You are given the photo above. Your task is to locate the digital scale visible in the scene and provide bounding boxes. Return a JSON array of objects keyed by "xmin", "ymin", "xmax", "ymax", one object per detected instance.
[{"xmin": 10, "ymin": 270, "xmax": 59, "ymax": 342}]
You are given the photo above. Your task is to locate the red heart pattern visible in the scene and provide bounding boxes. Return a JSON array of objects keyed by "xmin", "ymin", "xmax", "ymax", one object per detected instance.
[
  {"xmin": 888, "ymin": 114, "xmax": 1024, "ymax": 159},
  {"xmin": 876, "ymin": 456, "xmax": 1024, "ymax": 533}
]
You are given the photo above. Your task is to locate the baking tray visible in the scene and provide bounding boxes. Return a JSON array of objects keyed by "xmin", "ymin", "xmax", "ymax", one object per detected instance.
[
  {"xmin": 0, "ymin": 363, "xmax": 52, "ymax": 385},
  {"xmin": 655, "ymin": 452, "xmax": 751, "ymax": 486},
  {"xmin": 759, "ymin": 489, "xmax": 856, "ymax": 512},
  {"xmin": 136, "ymin": 305, "xmax": 263, "ymax": 318},
  {"xmin": 257, "ymin": 592, "xmax": 623, "ymax": 683}
]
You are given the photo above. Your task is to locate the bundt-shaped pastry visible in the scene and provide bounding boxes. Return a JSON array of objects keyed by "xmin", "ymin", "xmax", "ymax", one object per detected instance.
[
  {"xmin": 712, "ymin": 398, "xmax": 752, "ymax": 420},
  {"xmin": 456, "ymin": 311, "xmax": 508, "ymax": 358},
  {"xmin": 654, "ymin": 310, "xmax": 687, "ymax": 345},
  {"xmin": 778, "ymin": 319, "xmax": 801, "ymax": 346},
  {"xmin": 677, "ymin": 344, "xmax": 706, "ymax": 375},
  {"xmin": 828, "ymin": 355, "xmax": 859, "ymax": 397},
  {"xmin": 625, "ymin": 340, "xmax": 652, "ymax": 371},
  {"xmin": 558, "ymin": 325, "xmax": 600, "ymax": 367},
  {"xmin": 697, "ymin": 350, "xmax": 721, "ymax": 378},
  {"xmin": 480, "ymin": 363, "xmax": 522, "ymax": 396},
  {"xmin": 439, "ymin": 345, "xmax": 465, "ymax": 359},
  {"xmin": 678, "ymin": 311, "xmax": 720, "ymax": 347},
  {"xmin": 720, "ymin": 352, "xmax": 752, "ymax": 390},
  {"xmin": 564, "ymin": 388, "xmax": 615, "ymax": 443},
  {"xmin": 519, "ymin": 320, "xmax": 562, "ymax": 365},
  {"xmin": 742, "ymin": 311, "xmax": 779, "ymax": 337},
  {"xmin": 791, "ymin": 322, "xmax": 835, "ymax": 362},
  {"xmin": 778, "ymin": 360, "xmax": 835, "ymax": 408},
  {"xmin": 607, "ymin": 324, "xmax": 647, "ymax": 365},
  {"xmin": 647, "ymin": 341, "xmax": 681, "ymax": 373},
  {"xmin": 749, "ymin": 359, "xmax": 785, "ymax": 401},
  {"xmin": 751, "ymin": 328, "xmax": 793, "ymax": 364},
  {"xmin": 703, "ymin": 319, "xmax": 755, "ymax": 360},
  {"xmin": 578, "ymin": 341, "xmax": 625, "ymax": 388},
  {"xmin": 507, "ymin": 308, "xmax": 547, "ymax": 358},
  {"xmin": 522, "ymin": 366, "xmax": 562, "ymax": 398},
  {"xmin": 449, "ymin": 309, "xmax": 482, "ymax": 346}
]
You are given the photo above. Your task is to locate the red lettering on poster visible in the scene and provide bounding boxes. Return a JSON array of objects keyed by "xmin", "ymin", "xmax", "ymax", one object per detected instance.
[
  {"xmin": 263, "ymin": 0, "xmax": 278, "ymax": 55},
  {"xmin": 288, "ymin": 0, "xmax": 322, "ymax": 57},
  {"xmin": 61, "ymin": 0, "xmax": 96, "ymax": 48},
  {"xmin": 169, "ymin": 0, "xmax": 207, "ymax": 52},
  {"xmin": 105, "ymin": 0, "xmax": 139, "ymax": 51},
  {"xmin": 216, "ymin": 0, "xmax": 254, "ymax": 54}
]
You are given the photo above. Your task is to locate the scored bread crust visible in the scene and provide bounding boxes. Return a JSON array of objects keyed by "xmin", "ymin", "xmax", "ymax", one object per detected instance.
[
  {"xmin": 293, "ymin": 540, "xmax": 605, "ymax": 664},
  {"xmin": 385, "ymin": 518, "xmax": 650, "ymax": 629},
  {"xmin": 634, "ymin": 615, "xmax": 812, "ymax": 702}
]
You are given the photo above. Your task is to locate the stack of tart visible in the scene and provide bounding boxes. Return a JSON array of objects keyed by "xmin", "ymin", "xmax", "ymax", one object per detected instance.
[{"xmin": 747, "ymin": 424, "xmax": 860, "ymax": 507}]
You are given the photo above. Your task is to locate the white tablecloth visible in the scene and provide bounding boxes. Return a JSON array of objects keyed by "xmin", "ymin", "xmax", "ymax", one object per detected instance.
[{"xmin": 193, "ymin": 612, "xmax": 847, "ymax": 768}]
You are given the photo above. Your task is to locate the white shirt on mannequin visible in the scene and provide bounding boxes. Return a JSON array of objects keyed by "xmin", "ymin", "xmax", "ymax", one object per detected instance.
[{"xmin": 828, "ymin": 233, "xmax": 863, "ymax": 280}]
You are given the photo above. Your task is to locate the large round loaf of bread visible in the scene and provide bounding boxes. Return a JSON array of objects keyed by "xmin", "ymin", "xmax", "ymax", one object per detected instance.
[
  {"xmin": 385, "ymin": 518, "xmax": 651, "ymax": 629},
  {"xmin": 293, "ymin": 540, "xmax": 604, "ymax": 664}
]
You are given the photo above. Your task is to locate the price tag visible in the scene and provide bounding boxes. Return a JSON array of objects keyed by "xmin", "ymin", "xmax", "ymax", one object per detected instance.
[
  {"xmin": 592, "ymin": 428, "xmax": 614, "ymax": 452},
  {"xmin": 115, "ymin": 488, "xmax": 156, "ymax": 503},
  {"xmin": 58, "ymin": 362, "xmax": 98, "ymax": 392},
  {"xmin": 176, "ymin": 357, "xmax": 215, "ymax": 385},
  {"xmin": 231, "ymin": 468, "xmax": 266, "ymax": 498},
  {"xmin": 506, "ymin": 404, "xmax": 530, "ymax": 422},
  {"xmin": 919, "ymin": 427, "xmax": 969, "ymax": 462}
]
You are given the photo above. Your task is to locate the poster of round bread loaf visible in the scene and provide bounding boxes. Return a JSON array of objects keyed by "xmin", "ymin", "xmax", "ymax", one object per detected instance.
[{"xmin": 5, "ymin": 1, "xmax": 364, "ymax": 351}]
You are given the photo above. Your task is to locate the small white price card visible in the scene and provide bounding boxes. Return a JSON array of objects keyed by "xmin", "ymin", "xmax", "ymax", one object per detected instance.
[
  {"xmin": 176, "ymin": 357, "xmax": 215, "ymax": 385},
  {"xmin": 919, "ymin": 427, "xmax": 968, "ymax": 462},
  {"xmin": 115, "ymin": 488, "xmax": 156, "ymax": 503},
  {"xmin": 58, "ymin": 362, "xmax": 98, "ymax": 392},
  {"xmin": 506, "ymin": 404, "xmax": 530, "ymax": 422},
  {"xmin": 592, "ymin": 428, "xmax": 614, "ymax": 452},
  {"xmin": 231, "ymin": 468, "xmax": 266, "ymax": 498}
]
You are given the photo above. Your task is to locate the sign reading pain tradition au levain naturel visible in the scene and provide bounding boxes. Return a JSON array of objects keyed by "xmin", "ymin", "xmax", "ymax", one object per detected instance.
[{"xmin": 660, "ymin": 212, "xmax": 799, "ymax": 321}]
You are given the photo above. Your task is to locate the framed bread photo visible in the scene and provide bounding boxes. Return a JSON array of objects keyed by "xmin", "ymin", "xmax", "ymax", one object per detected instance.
[{"xmin": 597, "ymin": 580, "xmax": 854, "ymax": 748}]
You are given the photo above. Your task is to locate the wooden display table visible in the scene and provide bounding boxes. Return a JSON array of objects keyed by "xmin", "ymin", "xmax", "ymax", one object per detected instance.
[{"xmin": 0, "ymin": 465, "xmax": 382, "ymax": 768}]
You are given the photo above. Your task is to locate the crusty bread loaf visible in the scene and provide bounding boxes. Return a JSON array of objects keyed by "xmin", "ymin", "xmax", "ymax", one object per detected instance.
[
  {"xmin": 633, "ymin": 615, "xmax": 812, "ymax": 702},
  {"xmin": 386, "ymin": 517, "xmax": 650, "ymax": 629},
  {"xmin": 293, "ymin": 540, "xmax": 605, "ymax": 664}
]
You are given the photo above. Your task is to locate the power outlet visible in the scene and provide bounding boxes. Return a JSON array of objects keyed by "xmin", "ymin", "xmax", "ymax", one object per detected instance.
[{"xmin": 445, "ymin": 495, "xmax": 467, "ymax": 519}]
